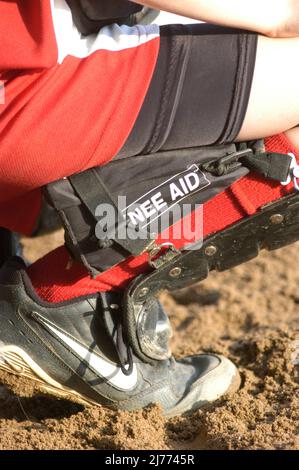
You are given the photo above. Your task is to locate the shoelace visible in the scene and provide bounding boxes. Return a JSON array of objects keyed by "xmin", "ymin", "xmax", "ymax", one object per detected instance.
[{"xmin": 116, "ymin": 321, "xmax": 134, "ymax": 376}]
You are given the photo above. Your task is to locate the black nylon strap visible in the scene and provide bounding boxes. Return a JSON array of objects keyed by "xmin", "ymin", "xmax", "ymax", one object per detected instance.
[
  {"xmin": 69, "ymin": 169, "xmax": 154, "ymax": 256},
  {"xmin": 241, "ymin": 152, "xmax": 292, "ymax": 182},
  {"xmin": 202, "ymin": 148, "xmax": 292, "ymax": 183}
]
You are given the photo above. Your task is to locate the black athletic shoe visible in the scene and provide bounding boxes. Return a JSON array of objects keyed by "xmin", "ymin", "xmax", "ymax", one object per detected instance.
[{"xmin": 0, "ymin": 258, "xmax": 240, "ymax": 417}]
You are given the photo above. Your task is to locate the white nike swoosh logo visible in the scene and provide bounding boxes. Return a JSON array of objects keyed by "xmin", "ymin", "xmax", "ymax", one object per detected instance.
[{"xmin": 42, "ymin": 320, "xmax": 138, "ymax": 391}]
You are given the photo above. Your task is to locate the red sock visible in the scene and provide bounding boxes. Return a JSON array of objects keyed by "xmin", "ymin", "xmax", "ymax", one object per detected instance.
[{"xmin": 28, "ymin": 133, "xmax": 298, "ymax": 302}]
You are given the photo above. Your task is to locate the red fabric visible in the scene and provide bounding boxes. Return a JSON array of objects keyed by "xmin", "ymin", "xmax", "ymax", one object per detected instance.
[
  {"xmin": 0, "ymin": 43, "xmax": 159, "ymax": 233},
  {"xmin": 0, "ymin": 1, "xmax": 160, "ymax": 234},
  {"xmin": 29, "ymin": 133, "xmax": 298, "ymax": 302},
  {"xmin": 0, "ymin": 1, "xmax": 58, "ymax": 70},
  {"xmin": 0, "ymin": 0, "xmax": 57, "ymax": 232}
]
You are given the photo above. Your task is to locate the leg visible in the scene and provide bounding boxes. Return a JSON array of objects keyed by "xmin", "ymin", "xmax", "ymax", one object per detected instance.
[
  {"xmin": 29, "ymin": 24, "xmax": 263, "ymax": 297},
  {"xmin": 237, "ymin": 35, "xmax": 299, "ymax": 141},
  {"xmin": 0, "ymin": 20, "xmax": 245, "ymax": 416}
]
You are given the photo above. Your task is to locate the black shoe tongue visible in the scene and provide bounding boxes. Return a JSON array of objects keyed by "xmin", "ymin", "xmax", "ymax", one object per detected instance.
[{"xmin": 0, "ymin": 256, "xmax": 26, "ymax": 286}]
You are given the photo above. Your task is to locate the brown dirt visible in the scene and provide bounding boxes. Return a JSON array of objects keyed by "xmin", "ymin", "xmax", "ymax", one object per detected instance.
[{"xmin": 0, "ymin": 231, "xmax": 298, "ymax": 450}]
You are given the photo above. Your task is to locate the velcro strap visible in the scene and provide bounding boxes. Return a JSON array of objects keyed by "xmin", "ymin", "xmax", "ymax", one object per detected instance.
[{"xmin": 69, "ymin": 169, "xmax": 154, "ymax": 257}]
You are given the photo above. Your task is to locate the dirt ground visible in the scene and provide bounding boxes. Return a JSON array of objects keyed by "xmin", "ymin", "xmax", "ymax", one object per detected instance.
[{"xmin": 0, "ymin": 230, "xmax": 298, "ymax": 450}]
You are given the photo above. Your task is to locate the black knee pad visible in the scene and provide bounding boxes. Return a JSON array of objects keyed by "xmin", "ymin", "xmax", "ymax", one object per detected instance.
[
  {"xmin": 45, "ymin": 143, "xmax": 250, "ymax": 276},
  {"xmin": 45, "ymin": 141, "xmax": 293, "ymax": 278}
]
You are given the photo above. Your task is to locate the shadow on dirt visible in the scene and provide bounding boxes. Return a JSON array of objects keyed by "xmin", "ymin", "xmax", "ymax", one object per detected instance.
[{"xmin": 0, "ymin": 384, "xmax": 83, "ymax": 422}]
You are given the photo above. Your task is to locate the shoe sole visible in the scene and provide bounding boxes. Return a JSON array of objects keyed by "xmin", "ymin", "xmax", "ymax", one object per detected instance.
[
  {"xmin": 0, "ymin": 345, "xmax": 99, "ymax": 408},
  {"xmin": 0, "ymin": 345, "xmax": 241, "ymax": 416}
]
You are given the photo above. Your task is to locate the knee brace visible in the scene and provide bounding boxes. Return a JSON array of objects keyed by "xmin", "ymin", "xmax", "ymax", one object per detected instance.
[
  {"xmin": 45, "ymin": 141, "xmax": 295, "ymax": 278},
  {"xmin": 45, "ymin": 143, "xmax": 246, "ymax": 276}
]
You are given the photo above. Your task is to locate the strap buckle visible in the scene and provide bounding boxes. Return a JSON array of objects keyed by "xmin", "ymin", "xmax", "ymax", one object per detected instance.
[
  {"xmin": 148, "ymin": 242, "xmax": 181, "ymax": 269},
  {"xmin": 281, "ymin": 153, "xmax": 299, "ymax": 191},
  {"xmin": 201, "ymin": 148, "xmax": 253, "ymax": 176}
]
